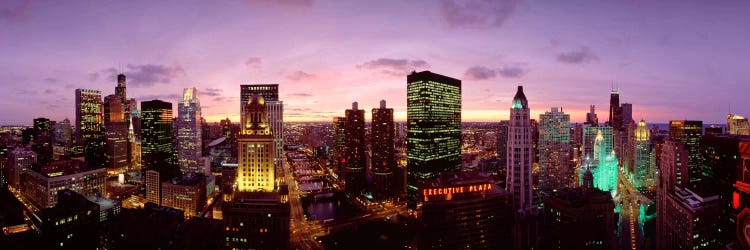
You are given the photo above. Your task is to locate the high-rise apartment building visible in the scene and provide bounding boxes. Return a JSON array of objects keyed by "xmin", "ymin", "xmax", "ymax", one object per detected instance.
[
  {"xmin": 669, "ymin": 120, "xmax": 703, "ymax": 183},
  {"xmin": 343, "ymin": 102, "xmax": 366, "ymax": 195},
  {"xmin": 371, "ymin": 100, "xmax": 395, "ymax": 200},
  {"xmin": 141, "ymin": 100, "xmax": 178, "ymax": 181},
  {"xmin": 177, "ymin": 88, "xmax": 202, "ymax": 175},
  {"xmin": 75, "ymin": 89, "xmax": 104, "ymax": 145},
  {"xmin": 539, "ymin": 107, "xmax": 571, "ymax": 193},
  {"xmin": 332, "ymin": 116, "xmax": 346, "ymax": 178},
  {"xmin": 240, "ymin": 84, "xmax": 283, "ymax": 175},
  {"xmin": 406, "ymin": 71, "xmax": 461, "ymax": 208},
  {"xmin": 237, "ymin": 94, "xmax": 275, "ymax": 192},
  {"xmin": 507, "ymin": 86, "xmax": 534, "ymax": 214}
]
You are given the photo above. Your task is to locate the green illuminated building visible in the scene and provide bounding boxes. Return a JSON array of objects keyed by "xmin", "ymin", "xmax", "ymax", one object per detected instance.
[
  {"xmin": 581, "ymin": 126, "xmax": 619, "ymax": 196},
  {"xmin": 406, "ymin": 71, "xmax": 461, "ymax": 208}
]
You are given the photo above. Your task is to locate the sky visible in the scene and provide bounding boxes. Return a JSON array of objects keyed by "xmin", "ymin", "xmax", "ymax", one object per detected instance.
[{"xmin": 1, "ymin": 0, "xmax": 749, "ymax": 125}]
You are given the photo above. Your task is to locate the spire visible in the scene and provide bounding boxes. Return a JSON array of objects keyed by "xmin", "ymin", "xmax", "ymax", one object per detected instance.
[{"xmin": 512, "ymin": 86, "xmax": 528, "ymax": 109}]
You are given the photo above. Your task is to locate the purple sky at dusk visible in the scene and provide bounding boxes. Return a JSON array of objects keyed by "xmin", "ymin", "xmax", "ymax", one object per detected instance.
[{"xmin": 1, "ymin": 0, "xmax": 749, "ymax": 125}]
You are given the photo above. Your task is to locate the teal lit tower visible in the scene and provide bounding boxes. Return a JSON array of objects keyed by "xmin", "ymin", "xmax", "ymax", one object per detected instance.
[
  {"xmin": 581, "ymin": 126, "xmax": 618, "ymax": 196},
  {"xmin": 406, "ymin": 71, "xmax": 461, "ymax": 208}
]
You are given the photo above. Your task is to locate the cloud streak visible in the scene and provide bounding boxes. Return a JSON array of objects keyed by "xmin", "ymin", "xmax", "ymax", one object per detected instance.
[
  {"xmin": 557, "ymin": 47, "xmax": 599, "ymax": 64},
  {"xmin": 463, "ymin": 65, "xmax": 527, "ymax": 80},
  {"xmin": 102, "ymin": 64, "xmax": 186, "ymax": 87},
  {"xmin": 357, "ymin": 58, "xmax": 430, "ymax": 76},
  {"xmin": 286, "ymin": 71, "xmax": 316, "ymax": 81},
  {"xmin": 245, "ymin": 57, "xmax": 262, "ymax": 69},
  {"xmin": 440, "ymin": 0, "xmax": 521, "ymax": 29}
]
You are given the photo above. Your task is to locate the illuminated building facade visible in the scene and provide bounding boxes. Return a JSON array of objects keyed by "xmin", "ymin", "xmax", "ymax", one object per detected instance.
[
  {"xmin": 344, "ymin": 102, "xmax": 366, "ymax": 195},
  {"xmin": 223, "ymin": 192, "xmax": 290, "ymax": 250},
  {"xmin": 161, "ymin": 173, "xmax": 207, "ymax": 217},
  {"xmin": 21, "ymin": 165, "xmax": 106, "ymax": 209},
  {"xmin": 371, "ymin": 100, "xmax": 395, "ymax": 200},
  {"xmin": 733, "ymin": 140, "xmax": 750, "ymax": 249},
  {"xmin": 633, "ymin": 120, "xmax": 652, "ymax": 191},
  {"xmin": 670, "ymin": 120, "xmax": 703, "ymax": 183},
  {"xmin": 54, "ymin": 118, "xmax": 72, "ymax": 146},
  {"xmin": 332, "ymin": 116, "xmax": 346, "ymax": 178},
  {"xmin": 657, "ymin": 186, "xmax": 721, "ymax": 249},
  {"xmin": 177, "ymin": 87, "xmax": 203, "ymax": 175},
  {"xmin": 141, "ymin": 100, "xmax": 178, "ymax": 181},
  {"xmin": 7, "ymin": 147, "xmax": 37, "ymax": 191},
  {"xmin": 241, "ymin": 84, "xmax": 283, "ymax": 175},
  {"xmin": 237, "ymin": 94, "xmax": 275, "ymax": 192},
  {"xmin": 539, "ymin": 107, "xmax": 571, "ymax": 193},
  {"xmin": 75, "ymin": 89, "xmax": 103, "ymax": 145},
  {"xmin": 145, "ymin": 170, "xmax": 161, "ymax": 205},
  {"xmin": 104, "ymin": 94, "xmax": 128, "ymax": 175},
  {"xmin": 420, "ymin": 173, "xmax": 512, "ymax": 249},
  {"xmin": 543, "ymin": 170, "xmax": 617, "ymax": 250},
  {"xmin": 728, "ymin": 113, "xmax": 750, "ymax": 135},
  {"xmin": 406, "ymin": 71, "xmax": 461, "ymax": 208},
  {"xmin": 581, "ymin": 126, "xmax": 618, "ymax": 195}
]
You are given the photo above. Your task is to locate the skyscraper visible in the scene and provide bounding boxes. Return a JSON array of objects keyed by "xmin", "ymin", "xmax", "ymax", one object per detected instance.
[
  {"xmin": 633, "ymin": 120, "xmax": 652, "ymax": 191},
  {"xmin": 585, "ymin": 105, "xmax": 598, "ymax": 126},
  {"xmin": 240, "ymin": 84, "xmax": 283, "ymax": 176},
  {"xmin": 621, "ymin": 103, "xmax": 633, "ymax": 125},
  {"xmin": 237, "ymin": 94, "xmax": 275, "ymax": 192},
  {"xmin": 538, "ymin": 107, "xmax": 571, "ymax": 193},
  {"xmin": 507, "ymin": 86, "xmax": 533, "ymax": 214},
  {"xmin": 669, "ymin": 120, "xmax": 703, "ymax": 183},
  {"xmin": 332, "ymin": 116, "xmax": 346, "ymax": 178},
  {"xmin": 225, "ymin": 94, "xmax": 289, "ymax": 250},
  {"xmin": 371, "ymin": 100, "xmax": 395, "ymax": 200},
  {"xmin": 177, "ymin": 88, "xmax": 202, "ymax": 175},
  {"xmin": 104, "ymin": 94, "xmax": 128, "ymax": 175},
  {"xmin": 582, "ymin": 126, "xmax": 618, "ymax": 195},
  {"xmin": 406, "ymin": 71, "xmax": 461, "ymax": 208},
  {"xmin": 54, "ymin": 118, "xmax": 72, "ymax": 146},
  {"xmin": 609, "ymin": 90, "xmax": 622, "ymax": 130},
  {"xmin": 343, "ymin": 102, "xmax": 365, "ymax": 195},
  {"xmin": 141, "ymin": 100, "xmax": 178, "ymax": 181},
  {"xmin": 727, "ymin": 113, "xmax": 750, "ymax": 135},
  {"xmin": 75, "ymin": 89, "xmax": 103, "ymax": 145}
]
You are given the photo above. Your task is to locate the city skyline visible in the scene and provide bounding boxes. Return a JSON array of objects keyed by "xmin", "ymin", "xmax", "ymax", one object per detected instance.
[{"xmin": 2, "ymin": 1, "xmax": 750, "ymax": 124}]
